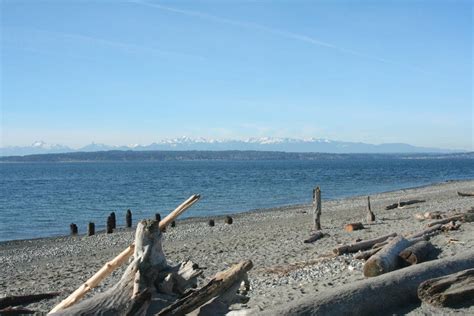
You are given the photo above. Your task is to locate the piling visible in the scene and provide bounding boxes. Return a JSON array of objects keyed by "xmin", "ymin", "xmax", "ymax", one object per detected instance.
[
  {"xmin": 88, "ymin": 222, "xmax": 95, "ymax": 236},
  {"xmin": 70, "ymin": 223, "xmax": 78, "ymax": 235},
  {"xmin": 126, "ymin": 209, "xmax": 132, "ymax": 228}
]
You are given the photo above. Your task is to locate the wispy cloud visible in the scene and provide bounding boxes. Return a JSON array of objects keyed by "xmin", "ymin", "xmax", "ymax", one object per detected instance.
[
  {"xmin": 131, "ymin": 0, "xmax": 429, "ymax": 73},
  {"xmin": 2, "ymin": 27, "xmax": 206, "ymax": 61}
]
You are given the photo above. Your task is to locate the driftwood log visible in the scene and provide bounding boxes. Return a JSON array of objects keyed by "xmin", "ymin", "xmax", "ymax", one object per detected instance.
[
  {"xmin": 333, "ymin": 233, "xmax": 397, "ymax": 255},
  {"xmin": 262, "ymin": 251, "xmax": 474, "ymax": 316},
  {"xmin": 344, "ymin": 223, "xmax": 364, "ymax": 232},
  {"xmin": 363, "ymin": 236, "xmax": 411, "ymax": 277},
  {"xmin": 457, "ymin": 191, "xmax": 474, "ymax": 197},
  {"xmin": 0, "ymin": 306, "xmax": 36, "ymax": 315},
  {"xmin": 426, "ymin": 214, "xmax": 464, "ymax": 227},
  {"xmin": 157, "ymin": 260, "xmax": 253, "ymax": 315},
  {"xmin": 49, "ymin": 195, "xmax": 201, "ymax": 314},
  {"xmin": 407, "ymin": 224, "xmax": 442, "ymax": 239},
  {"xmin": 354, "ymin": 247, "xmax": 382, "ymax": 261},
  {"xmin": 303, "ymin": 231, "xmax": 324, "ymax": 243},
  {"xmin": 0, "ymin": 293, "xmax": 60, "ymax": 309},
  {"xmin": 399, "ymin": 241, "xmax": 435, "ymax": 265},
  {"xmin": 385, "ymin": 199, "xmax": 425, "ymax": 210},
  {"xmin": 418, "ymin": 268, "xmax": 474, "ymax": 308}
]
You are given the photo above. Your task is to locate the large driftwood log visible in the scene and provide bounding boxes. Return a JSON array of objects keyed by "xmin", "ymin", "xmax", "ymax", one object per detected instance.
[
  {"xmin": 49, "ymin": 195, "xmax": 200, "ymax": 314},
  {"xmin": 157, "ymin": 260, "xmax": 253, "ymax": 316},
  {"xmin": 399, "ymin": 241, "xmax": 435, "ymax": 265},
  {"xmin": 333, "ymin": 233, "xmax": 397, "ymax": 255},
  {"xmin": 385, "ymin": 199, "xmax": 425, "ymax": 210},
  {"xmin": 261, "ymin": 251, "xmax": 474, "ymax": 316},
  {"xmin": 0, "ymin": 292, "xmax": 59, "ymax": 309},
  {"xmin": 363, "ymin": 236, "xmax": 411, "ymax": 277},
  {"xmin": 418, "ymin": 268, "xmax": 474, "ymax": 308}
]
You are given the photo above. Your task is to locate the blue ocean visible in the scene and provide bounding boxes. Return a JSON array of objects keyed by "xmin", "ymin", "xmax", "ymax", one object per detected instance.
[{"xmin": 1, "ymin": 157, "xmax": 473, "ymax": 241}]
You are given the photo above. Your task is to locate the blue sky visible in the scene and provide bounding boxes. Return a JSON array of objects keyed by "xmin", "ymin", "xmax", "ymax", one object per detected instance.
[{"xmin": 1, "ymin": 0, "xmax": 472, "ymax": 150}]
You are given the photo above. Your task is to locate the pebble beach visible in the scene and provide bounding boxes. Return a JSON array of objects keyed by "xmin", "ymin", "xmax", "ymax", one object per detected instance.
[{"xmin": 1, "ymin": 179, "xmax": 473, "ymax": 315}]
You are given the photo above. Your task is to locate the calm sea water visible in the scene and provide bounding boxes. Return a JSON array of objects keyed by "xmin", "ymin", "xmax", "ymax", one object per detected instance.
[{"xmin": 1, "ymin": 158, "xmax": 473, "ymax": 242}]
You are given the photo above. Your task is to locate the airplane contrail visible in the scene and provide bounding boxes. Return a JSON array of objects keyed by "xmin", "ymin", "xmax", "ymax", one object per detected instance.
[{"xmin": 131, "ymin": 0, "xmax": 430, "ymax": 73}]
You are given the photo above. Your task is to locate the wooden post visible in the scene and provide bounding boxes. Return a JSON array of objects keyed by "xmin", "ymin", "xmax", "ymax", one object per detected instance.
[
  {"xmin": 208, "ymin": 219, "xmax": 215, "ymax": 227},
  {"xmin": 126, "ymin": 209, "xmax": 132, "ymax": 228},
  {"xmin": 88, "ymin": 222, "xmax": 95, "ymax": 236},
  {"xmin": 171, "ymin": 220, "xmax": 176, "ymax": 228},
  {"xmin": 225, "ymin": 216, "xmax": 233, "ymax": 224},
  {"xmin": 70, "ymin": 223, "xmax": 78, "ymax": 235},
  {"xmin": 155, "ymin": 213, "xmax": 161, "ymax": 222},
  {"xmin": 367, "ymin": 196, "xmax": 375, "ymax": 222},
  {"xmin": 106, "ymin": 216, "xmax": 113, "ymax": 234},
  {"xmin": 313, "ymin": 187, "xmax": 322, "ymax": 230},
  {"xmin": 110, "ymin": 212, "xmax": 116, "ymax": 229}
]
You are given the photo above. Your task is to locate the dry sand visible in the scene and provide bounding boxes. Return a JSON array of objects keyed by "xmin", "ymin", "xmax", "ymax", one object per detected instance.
[{"xmin": 1, "ymin": 180, "xmax": 473, "ymax": 315}]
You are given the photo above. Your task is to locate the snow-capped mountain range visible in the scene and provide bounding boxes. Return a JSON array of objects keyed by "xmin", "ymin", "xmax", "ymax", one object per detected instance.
[{"xmin": 0, "ymin": 137, "xmax": 459, "ymax": 156}]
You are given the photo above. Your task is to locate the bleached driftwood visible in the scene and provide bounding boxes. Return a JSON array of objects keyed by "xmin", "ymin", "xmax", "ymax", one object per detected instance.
[
  {"xmin": 157, "ymin": 260, "xmax": 253, "ymax": 316},
  {"xmin": 406, "ymin": 224, "xmax": 442, "ymax": 239},
  {"xmin": 49, "ymin": 195, "xmax": 201, "ymax": 315},
  {"xmin": 333, "ymin": 233, "xmax": 397, "ymax": 255},
  {"xmin": 418, "ymin": 268, "xmax": 474, "ymax": 308},
  {"xmin": 262, "ymin": 251, "xmax": 474, "ymax": 315},
  {"xmin": 363, "ymin": 236, "xmax": 411, "ymax": 277},
  {"xmin": 354, "ymin": 247, "xmax": 382, "ymax": 261}
]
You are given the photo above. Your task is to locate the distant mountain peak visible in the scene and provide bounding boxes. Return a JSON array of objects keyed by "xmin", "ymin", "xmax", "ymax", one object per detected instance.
[{"xmin": 0, "ymin": 137, "xmax": 461, "ymax": 157}]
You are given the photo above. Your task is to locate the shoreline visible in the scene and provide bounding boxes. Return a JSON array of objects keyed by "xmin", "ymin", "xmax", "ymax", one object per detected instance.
[
  {"xmin": 1, "ymin": 179, "xmax": 473, "ymax": 314},
  {"xmin": 1, "ymin": 178, "xmax": 471, "ymax": 245}
]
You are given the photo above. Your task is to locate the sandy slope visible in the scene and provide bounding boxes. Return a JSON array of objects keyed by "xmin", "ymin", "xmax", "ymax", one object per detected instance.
[{"xmin": 1, "ymin": 180, "xmax": 473, "ymax": 314}]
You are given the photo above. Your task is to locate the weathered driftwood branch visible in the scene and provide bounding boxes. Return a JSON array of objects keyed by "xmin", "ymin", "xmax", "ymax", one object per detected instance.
[
  {"xmin": 354, "ymin": 247, "xmax": 382, "ymax": 261},
  {"xmin": 303, "ymin": 231, "xmax": 324, "ymax": 243},
  {"xmin": 385, "ymin": 199, "xmax": 425, "ymax": 210},
  {"xmin": 418, "ymin": 268, "xmax": 474, "ymax": 308},
  {"xmin": 312, "ymin": 187, "xmax": 321, "ymax": 230},
  {"xmin": 457, "ymin": 191, "xmax": 474, "ymax": 197},
  {"xmin": 262, "ymin": 251, "xmax": 474, "ymax": 316},
  {"xmin": 333, "ymin": 233, "xmax": 397, "ymax": 255},
  {"xmin": 0, "ymin": 292, "xmax": 60, "ymax": 309},
  {"xmin": 427, "ymin": 214, "xmax": 463, "ymax": 227},
  {"xmin": 406, "ymin": 224, "xmax": 442, "ymax": 239},
  {"xmin": 366, "ymin": 196, "xmax": 375, "ymax": 222},
  {"xmin": 399, "ymin": 241, "xmax": 435, "ymax": 265},
  {"xmin": 157, "ymin": 260, "xmax": 253, "ymax": 316},
  {"xmin": 344, "ymin": 222, "xmax": 364, "ymax": 232},
  {"xmin": 49, "ymin": 194, "xmax": 201, "ymax": 314},
  {"xmin": 363, "ymin": 236, "xmax": 411, "ymax": 277}
]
